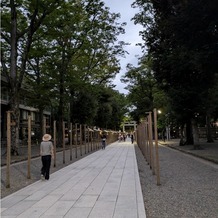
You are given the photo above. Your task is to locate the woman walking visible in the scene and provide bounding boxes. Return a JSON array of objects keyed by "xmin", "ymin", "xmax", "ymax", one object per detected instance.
[{"xmin": 40, "ymin": 134, "xmax": 54, "ymax": 180}]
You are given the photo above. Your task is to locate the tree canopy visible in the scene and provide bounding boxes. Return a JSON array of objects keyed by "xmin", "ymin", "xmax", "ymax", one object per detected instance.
[
  {"xmin": 129, "ymin": 0, "xmax": 218, "ymax": 143},
  {"xmin": 1, "ymin": 0, "xmax": 129, "ymax": 148}
]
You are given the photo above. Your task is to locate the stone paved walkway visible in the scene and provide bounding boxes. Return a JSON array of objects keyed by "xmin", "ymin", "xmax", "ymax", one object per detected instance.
[{"xmin": 1, "ymin": 140, "xmax": 146, "ymax": 218}]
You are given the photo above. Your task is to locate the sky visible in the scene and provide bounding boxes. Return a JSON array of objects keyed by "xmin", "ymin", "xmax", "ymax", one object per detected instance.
[{"xmin": 103, "ymin": 0, "xmax": 144, "ymax": 94}]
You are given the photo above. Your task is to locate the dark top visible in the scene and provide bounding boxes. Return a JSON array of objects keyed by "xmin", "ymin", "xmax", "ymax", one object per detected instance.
[{"xmin": 101, "ymin": 134, "xmax": 107, "ymax": 141}]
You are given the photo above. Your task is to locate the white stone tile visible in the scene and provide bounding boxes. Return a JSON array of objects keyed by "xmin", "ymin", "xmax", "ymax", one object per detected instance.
[
  {"xmin": 1, "ymin": 200, "xmax": 37, "ymax": 216},
  {"xmin": 64, "ymin": 207, "xmax": 92, "ymax": 218},
  {"xmin": 73, "ymin": 195, "xmax": 98, "ymax": 208},
  {"xmin": 116, "ymin": 195, "xmax": 137, "ymax": 209},
  {"xmin": 25, "ymin": 191, "xmax": 48, "ymax": 201},
  {"xmin": 113, "ymin": 207, "xmax": 138, "ymax": 218},
  {"xmin": 16, "ymin": 207, "xmax": 48, "ymax": 218},
  {"xmin": 0, "ymin": 216, "xmax": 16, "ymax": 218},
  {"xmin": 1, "ymin": 195, "xmax": 28, "ymax": 208},
  {"xmin": 32, "ymin": 195, "xmax": 60, "ymax": 208},
  {"xmin": 0, "ymin": 208, "xmax": 7, "ymax": 213},
  {"xmin": 40, "ymin": 215, "xmax": 64, "ymax": 218},
  {"xmin": 84, "ymin": 167, "xmax": 113, "ymax": 195},
  {"xmin": 88, "ymin": 201, "xmax": 116, "ymax": 218},
  {"xmin": 60, "ymin": 189, "xmax": 82, "ymax": 201},
  {"xmin": 98, "ymin": 194, "xmax": 117, "ymax": 202},
  {"xmin": 137, "ymin": 202, "xmax": 147, "ymax": 218},
  {"xmin": 43, "ymin": 201, "xmax": 75, "ymax": 216}
]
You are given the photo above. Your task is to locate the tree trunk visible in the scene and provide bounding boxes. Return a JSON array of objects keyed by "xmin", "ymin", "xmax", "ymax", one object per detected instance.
[
  {"xmin": 57, "ymin": 70, "xmax": 64, "ymax": 147},
  {"xmin": 192, "ymin": 119, "xmax": 200, "ymax": 149},
  {"xmin": 185, "ymin": 119, "xmax": 194, "ymax": 145},
  {"xmin": 206, "ymin": 114, "xmax": 214, "ymax": 143},
  {"xmin": 9, "ymin": 0, "xmax": 19, "ymax": 155},
  {"xmin": 39, "ymin": 108, "xmax": 44, "ymax": 142},
  {"xmin": 5, "ymin": 0, "xmax": 57, "ymax": 154},
  {"xmin": 9, "ymin": 95, "xmax": 20, "ymax": 155},
  {"xmin": 57, "ymin": 46, "xmax": 68, "ymax": 146},
  {"xmin": 179, "ymin": 124, "xmax": 185, "ymax": 146}
]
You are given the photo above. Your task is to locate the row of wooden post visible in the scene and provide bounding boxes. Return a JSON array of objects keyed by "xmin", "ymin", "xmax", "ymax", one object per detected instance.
[
  {"xmin": 59, "ymin": 122, "xmax": 104, "ymax": 166},
  {"xmin": 136, "ymin": 109, "xmax": 161, "ymax": 186},
  {"xmin": 6, "ymin": 111, "xmax": 118, "ymax": 188}
]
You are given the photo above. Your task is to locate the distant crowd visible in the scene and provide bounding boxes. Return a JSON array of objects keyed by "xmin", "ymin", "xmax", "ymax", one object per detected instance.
[{"xmin": 118, "ymin": 133, "xmax": 134, "ymax": 144}]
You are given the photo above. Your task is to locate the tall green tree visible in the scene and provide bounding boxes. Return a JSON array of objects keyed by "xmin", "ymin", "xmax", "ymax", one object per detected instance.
[
  {"xmin": 2, "ymin": 0, "xmax": 127, "ymax": 147},
  {"xmin": 122, "ymin": 56, "xmax": 167, "ymax": 122},
  {"xmin": 133, "ymin": 0, "xmax": 218, "ymax": 144},
  {"xmin": 1, "ymin": 0, "xmax": 62, "ymax": 154},
  {"xmin": 71, "ymin": 84, "xmax": 98, "ymax": 125},
  {"xmin": 44, "ymin": 0, "xmax": 127, "ymax": 141},
  {"xmin": 93, "ymin": 87, "xmax": 128, "ymax": 130}
]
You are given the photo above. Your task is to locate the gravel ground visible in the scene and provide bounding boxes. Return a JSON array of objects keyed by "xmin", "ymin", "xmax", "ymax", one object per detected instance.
[
  {"xmin": 135, "ymin": 144, "xmax": 218, "ymax": 218},
  {"xmin": 1, "ymin": 140, "xmax": 218, "ymax": 218}
]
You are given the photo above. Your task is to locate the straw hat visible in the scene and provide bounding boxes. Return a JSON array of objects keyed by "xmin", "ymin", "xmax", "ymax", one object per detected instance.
[{"xmin": 42, "ymin": 134, "xmax": 52, "ymax": 142}]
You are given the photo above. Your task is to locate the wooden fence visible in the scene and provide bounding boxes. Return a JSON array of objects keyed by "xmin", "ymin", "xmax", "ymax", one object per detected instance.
[
  {"xmin": 136, "ymin": 109, "xmax": 161, "ymax": 186},
  {"xmin": 5, "ymin": 111, "xmax": 119, "ymax": 188}
]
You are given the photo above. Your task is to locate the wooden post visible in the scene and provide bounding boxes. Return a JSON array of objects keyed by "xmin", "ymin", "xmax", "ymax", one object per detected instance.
[
  {"xmin": 63, "ymin": 121, "xmax": 65, "ymax": 164},
  {"xmin": 75, "ymin": 123, "xmax": 78, "ymax": 158},
  {"xmin": 153, "ymin": 108, "xmax": 161, "ymax": 185},
  {"xmin": 95, "ymin": 131, "xmax": 97, "ymax": 150},
  {"xmin": 99, "ymin": 131, "xmax": 101, "ymax": 149},
  {"xmin": 96, "ymin": 131, "xmax": 98, "ymax": 150},
  {"xmin": 142, "ymin": 125, "xmax": 143, "ymax": 152},
  {"xmin": 53, "ymin": 121, "xmax": 57, "ymax": 167},
  {"xmin": 91, "ymin": 130, "xmax": 93, "ymax": 151},
  {"xmin": 27, "ymin": 115, "xmax": 31, "ymax": 179},
  {"xmin": 140, "ymin": 124, "xmax": 143, "ymax": 154},
  {"xmin": 43, "ymin": 116, "xmax": 46, "ymax": 135},
  {"xmin": 70, "ymin": 123, "xmax": 73, "ymax": 161},
  {"xmin": 93, "ymin": 131, "xmax": 95, "ymax": 150},
  {"xmin": 94, "ymin": 131, "xmax": 96, "ymax": 150},
  {"xmin": 87, "ymin": 127, "xmax": 90, "ymax": 153},
  {"xmin": 145, "ymin": 119, "xmax": 149, "ymax": 163},
  {"xmin": 148, "ymin": 112, "xmax": 155, "ymax": 174},
  {"xmin": 143, "ymin": 121, "xmax": 146, "ymax": 157},
  {"xmin": 146, "ymin": 117, "xmax": 151, "ymax": 166},
  {"xmin": 84, "ymin": 125, "xmax": 87, "ymax": 154},
  {"xmin": 80, "ymin": 124, "xmax": 82, "ymax": 156},
  {"xmin": 136, "ymin": 127, "xmax": 139, "ymax": 148},
  {"xmin": 6, "ymin": 111, "xmax": 11, "ymax": 188}
]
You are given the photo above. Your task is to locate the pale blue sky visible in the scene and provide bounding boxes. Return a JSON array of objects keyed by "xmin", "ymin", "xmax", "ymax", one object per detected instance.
[{"xmin": 103, "ymin": 0, "xmax": 143, "ymax": 94}]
